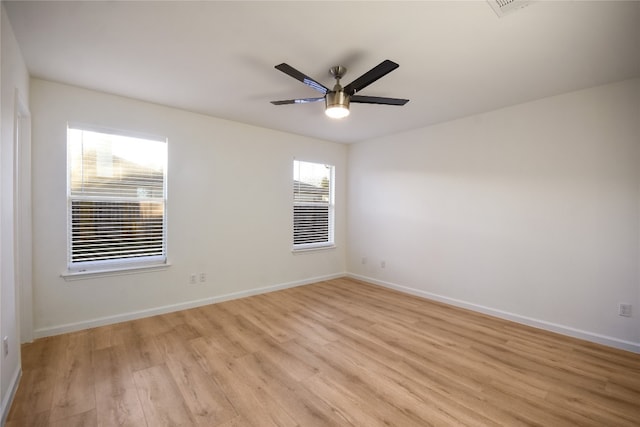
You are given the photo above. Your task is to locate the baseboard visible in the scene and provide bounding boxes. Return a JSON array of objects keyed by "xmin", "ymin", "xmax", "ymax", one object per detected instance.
[
  {"xmin": 32, "ymin": 271, "xmax": 640, "ymax": 353},
  {"xmin": 1, "ymin": 366, "xmax": 21, "ymax": 426},
  {"xmin": 348, "ymin": 273, "xmax": 640, "ymax": 354},
  {"xmin": 33, "ymin": 272, "xmax": 346, "ymax": 339}
]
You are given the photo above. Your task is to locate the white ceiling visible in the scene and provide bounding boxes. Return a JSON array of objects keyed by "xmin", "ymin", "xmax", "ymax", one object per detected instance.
[{"xmin": 5, "ymin": 1, "xmax": 640, "ymax": 144}]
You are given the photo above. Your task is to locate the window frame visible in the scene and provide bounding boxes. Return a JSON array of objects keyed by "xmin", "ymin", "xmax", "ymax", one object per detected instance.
[
  {"xmin": 292, "ymin": 159, "xmax": 335, "ymax": 252},
  {"xmin": 65, "ymin": 123, "xmax": 169, "ymax": 275}
]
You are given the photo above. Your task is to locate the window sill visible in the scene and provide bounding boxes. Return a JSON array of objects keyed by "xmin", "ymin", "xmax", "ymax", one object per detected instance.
[
  {"xmin": 292, "ymin": 245, "xmax": 336, "ymax": 254},
  {"xmin": 61, "ymin": 262, "xmax": 171, "ymax": 281}
]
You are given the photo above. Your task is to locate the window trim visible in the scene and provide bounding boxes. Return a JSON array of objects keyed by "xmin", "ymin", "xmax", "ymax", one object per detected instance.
[
  {"xmin": 61, "ymin": 261, "xmax": 171, "ymax": 281},
  {"xmin": 66, "ymin": 123, "xmax": 169, "ymax": 275},
  {"xmin": 291, "ymin": 243, "xmax": 336, "ymax": 254},
  {"xmin": 292, "ymin": 159, "xmax": 335, "ymax": 252}
]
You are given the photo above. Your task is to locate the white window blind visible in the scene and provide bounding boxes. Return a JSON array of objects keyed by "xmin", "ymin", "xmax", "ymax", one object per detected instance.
[
  {"xmin": 293, "ymin": 160, "xmax": 334, "ymax": 249},
  {"xmin": 67, "ymin": 126, "xmax": 167, "ymax": 272}
]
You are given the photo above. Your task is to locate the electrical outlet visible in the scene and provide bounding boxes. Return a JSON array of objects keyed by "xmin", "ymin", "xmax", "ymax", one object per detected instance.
[
  {"xmin": 362, "ymin": 257, "xmax": 367, "ymax": 265},
  {"xmin": 618, "ymin": 303, "xmax": 632, "ymax": 317},
  {"xmin": 3, "ymin": 336, "xmax": 8, "ymax": 357},
  {"xmin": 199, "ymin": 272, "xmax": 206, "ymax": 283},
  {"xmin": 381, "ymin": 260, "xmax": 386, "ymax": 268},
  {"xmin": 189, "ymin": 273, "xmax": 197, "ymax": 285}
]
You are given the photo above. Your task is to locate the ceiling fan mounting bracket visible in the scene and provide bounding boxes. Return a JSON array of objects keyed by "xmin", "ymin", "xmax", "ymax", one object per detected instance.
[{"xmin": 329, "ymin": 65, "xmax": 347, "ymax": 81}]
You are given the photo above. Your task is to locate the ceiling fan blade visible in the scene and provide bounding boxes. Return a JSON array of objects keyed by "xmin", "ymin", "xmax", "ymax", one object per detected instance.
[
  {"xmin": 350, "ymin": 95, "xmax": 409, "ymax": 106},
  {"xmin": 344, "ymin": 60, "xmax": 400, "ymax": 95},
  {"xmin": 271, "ymin": 97, "xmax": 325, "ymax": 105},
  {"xmin": 275, "ymin": 63, "xmax": 329, "ymax": 94}
]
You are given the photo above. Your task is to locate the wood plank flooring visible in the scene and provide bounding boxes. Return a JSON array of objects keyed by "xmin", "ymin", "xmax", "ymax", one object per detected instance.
[{"xmin": 7, "ymin": 277, "xmax": 640, "ymax": 426}]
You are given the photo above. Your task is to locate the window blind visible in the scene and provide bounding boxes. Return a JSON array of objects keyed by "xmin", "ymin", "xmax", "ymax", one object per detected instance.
[
  {"xmin": 68, "ymin": 126, "xmax": 167, "ymax": 270},
  {"xmin": 293, "ymin": 160, "xmax": 334, "ymax": 248}
]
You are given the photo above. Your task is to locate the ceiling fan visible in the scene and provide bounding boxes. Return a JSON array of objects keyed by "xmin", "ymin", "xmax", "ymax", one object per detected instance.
[{"xmin": 271, "ymin": 59, "xmax": 409, "ymax": 119}]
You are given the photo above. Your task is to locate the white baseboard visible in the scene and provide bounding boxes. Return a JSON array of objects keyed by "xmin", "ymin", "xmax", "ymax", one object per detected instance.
[
  {"xmin": 31, "ymin": 271, "xmax": 640, "ymax": 354},
  {"xmin": 348, "ymin": 273, "xmax": 640, "ymax": 354},
  {"xmin": 33, "ymin": 272, "xmax": 346, "ymax": 339},
  {"xmin": 1, "ymin": 366, "xmax": 21, "ymax": 426}
]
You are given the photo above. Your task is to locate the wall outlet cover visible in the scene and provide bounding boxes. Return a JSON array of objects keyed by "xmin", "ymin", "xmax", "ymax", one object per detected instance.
[{"xmin": 618, "ymin": 303, "xmax": 632, "ymax": 317}]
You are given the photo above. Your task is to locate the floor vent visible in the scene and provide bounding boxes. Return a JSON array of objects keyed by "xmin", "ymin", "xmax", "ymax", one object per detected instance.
[{"xmin": 488, "ymin": 0, "xmax": 534, "ymax": 17}]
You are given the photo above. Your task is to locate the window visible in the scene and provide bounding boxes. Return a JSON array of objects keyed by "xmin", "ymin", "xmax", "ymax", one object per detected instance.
[
  {"xmin": 293, "ymin": 160, "xmax": 334, "ymax": 250},
  {"xmin": 67, "ymin": 125, "xmax": 167, "ymax": 273}
]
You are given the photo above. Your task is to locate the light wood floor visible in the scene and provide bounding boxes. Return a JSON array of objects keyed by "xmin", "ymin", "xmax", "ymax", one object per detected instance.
[{"xmin": 7, "ymin": 277, "xmax": 640, "ymax": 426}]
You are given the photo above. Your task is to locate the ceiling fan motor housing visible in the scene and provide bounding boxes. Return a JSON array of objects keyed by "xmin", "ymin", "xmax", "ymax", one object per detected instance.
[{"xmin": 326, "ymin": 89, "xmax": 350, "ymax": 110}]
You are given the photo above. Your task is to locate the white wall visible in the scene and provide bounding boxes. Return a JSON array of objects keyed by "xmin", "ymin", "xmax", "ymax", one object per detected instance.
[
  {"xmin": 348, "ymin": 78, "xmax": 640, "ymax": 351},
  {"xmin": 0, "ymin": 3, "xmax": 30, "ymax": 423},
  {"xmin": 30, "ymin": 79, "xmax": 347, "ymax": 336}
]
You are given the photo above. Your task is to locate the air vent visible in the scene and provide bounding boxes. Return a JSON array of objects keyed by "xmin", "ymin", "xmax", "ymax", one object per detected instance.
[{"xmin": 488, "ymin": 0, "xmax": 534, "ymax": 17}]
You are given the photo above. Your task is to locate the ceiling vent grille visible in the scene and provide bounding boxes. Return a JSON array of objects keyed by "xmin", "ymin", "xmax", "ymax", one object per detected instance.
[{"xmin": 488, "ymin": 0, "xmax": 534, "ymax": 17}]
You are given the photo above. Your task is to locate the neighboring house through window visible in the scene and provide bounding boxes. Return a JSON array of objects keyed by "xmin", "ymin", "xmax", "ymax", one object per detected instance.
[
  {"xmin": 293, "ymin": 160, "xmax": 334, "ymax": 250},
  {"xmin": 67, "ymin": 125, "xmax": 167, "ymax": 273}
]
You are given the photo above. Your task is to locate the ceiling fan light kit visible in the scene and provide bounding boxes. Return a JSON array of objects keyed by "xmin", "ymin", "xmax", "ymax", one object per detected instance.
[
  {"xmin": 325, "ymin": 91, "xmax": 350, "ymax": 119},
  {"xmin": 271, "ymin": 60, "xmax": 409, "ymax": 119}
]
